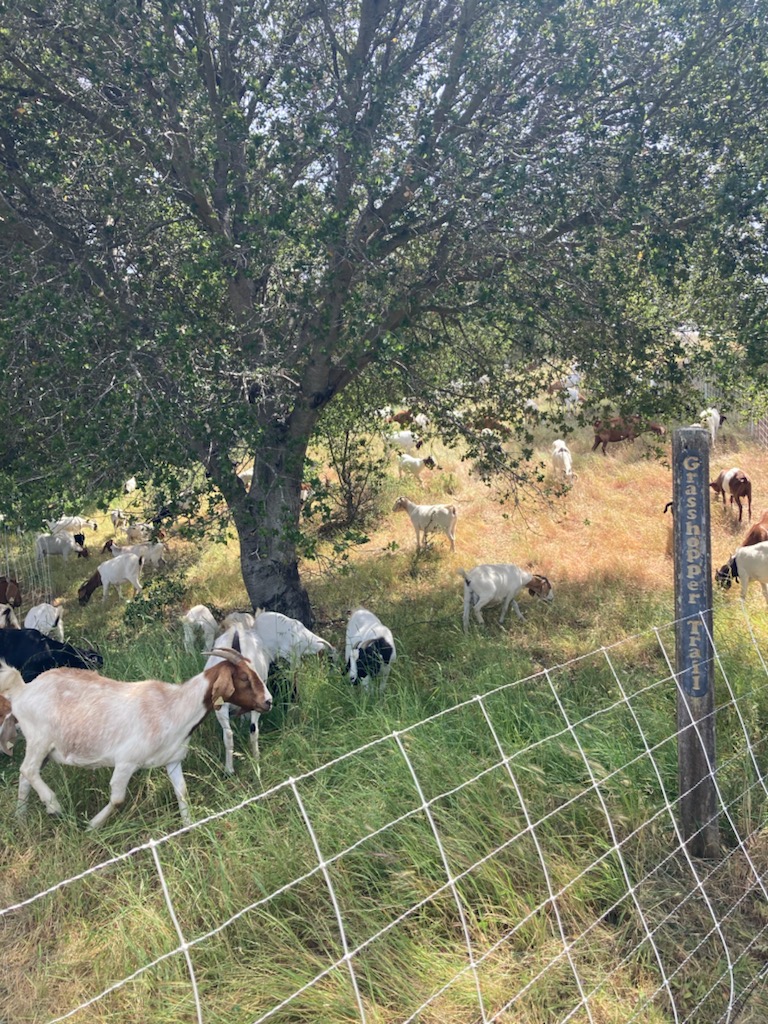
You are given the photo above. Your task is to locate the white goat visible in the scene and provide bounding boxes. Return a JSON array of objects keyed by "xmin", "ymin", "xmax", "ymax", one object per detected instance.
[
  {"xmin": 207, "ymin": 627, "xmax": 273, "ymax": 772},
  {"xmin": 124, "ymin": 476, "xmax": 137, "ymax": 494},
  {"xmin": 0, "ymin": 604, "xmax": 20, "ymax": 629},
  {"xmin": 181, "ymin": 604, "xmax": 219, "ymax": 652},
  {"xmin": 222, "ymin": 611, "xmax": 257, "ymax": 630},
  {"xmin": 551, "ymin": 439, "xmax": 574, "ymax": 481},
  {"xmin": 392, "ymin": 495, "xmax": 458, "ymax": 552},
  {"xmin": 24, "ymin": 603, "xmax": 64, "ymax": 641},
  {"xmin": 385, "ymin": 430, "xmax": 423, "ymax": 452},
  {"xmin": 110, "ymin": 509, "xmax": 128, "ymax": 531},
  {"xmin": 125, "ymin": 522, "xmax": 153, "ymax": 543},
  {"xmin": 252, "ymin": 610, "xmax": 335, "ymax": 662},
  {"xmin": 0, "ymin": 648, "xmax": 272, "ymax": 828},
  {"xmin": 700, "ymin": 408, "xmax": 726, "ymax": 448},
  {"xmin": 78, "ymin": 553, "xmax": 143, "ymax": 604},
  {"xmin": 397, "ymin": 453, "xmax": 439, "ymax": 482},
  {"xmin": 727, "ymin": 541, "xmax": 768, "ymax": 605},
  {"xmin": 45, "ymin": 515, "xmax": 98, "ymax": 534},
  {"xmin": 345, "ymin": 608, "xmax": 396, "ymax": 693},
  {"xmin": 104, "ymin": 539, "xmax": 165, "ymax": 566},
  {"xmin": 238, "ymin": 467, "xmax": 254, "ymax": 491},
  {"xmin": 458, "ymin": 564, "xmax": 554, "ymax": 632},
  {"xmin": 35, "ymin": 532, "xmax": 85, "ymax": 562}
]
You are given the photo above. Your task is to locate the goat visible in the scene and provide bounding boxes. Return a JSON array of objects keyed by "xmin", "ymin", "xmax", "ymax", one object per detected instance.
[
  {"xmin": 0, "ymin": 604, "xmax": 20, "ymax": 629},
  {"xmin": 35, "ymin": 532, "xmax": 87, "ymax": 562},
  {"xmin": 0, "ymin": 627, "xmax": 103, "ymax": 682},
  {"xmin": 181, "ymin": 604, "xmax": 219, "ymax": 652},
  {"xmin": 551, "ymin": 440, "xmax": 574, "ymax": 482},
  {"xmin": 710, "ymin": 467, "xmax": 752, "ymax": 523},
  {"xmin": 238, "ymin": 467, "xmax": 254, "ymax": 491},
  {"xmin": 0, "ymin": 694, "xmax": 16, "ymax": 756},
  {"xmin": 700, "ymin": 408, "xmax": 726, "ymax": 448},
  {"xmin": 714, "ymin": 541, "xmax": 768, "ymax": 606},
  {"xmin": 251, "ymin": 610, "xmax": 336, "ymax": 704},
  {"xmin": 591, "ymin": 417, "xmax": 666, "ymax": 455},
  {"xmin": 125, "ymin": 522, "xmax": 153, "ymax": 543},
  {"xmin": 78, "ymin": 553, "xmax": 144, "ymax": 605},
  {"xmin": 0, "ymin": 645, "xmax": 271, "ymax": 829},
  {"xmin": 384, "ymin": 430, "xmax": 423, "ymax": 452},
  {"xmin": 222, "ymin": 611, "xmax": 257, "ymax": 630},
  {"xmin": 458, "ymin": 564, "xmax": 554, "ymax": 632},
  {"xmin": 101, "ymin": 538, "xmax": 165, "ymax": 566},
  {"xmin": 124, "ymin": 476, "xmax": 137, "ymax": 494},
  {"xmin": 45, "ymin": 516, "xmax": 98, "ymax": 534},
  {"xmin": 397, "ymin": 453, "xmax": 439, "ymax": 482},
  {"xmin": 715, "ymin": 511, "xmax": 768, "ymax": 588},
  {"xmin": 23, "ymin": 603, "xmax": 63, "ymax": 641},
  {"xmin": 207, "ymin": 627, "xmax": 273, "ymax": 772},
  {"xmin": 345, "ymin": 608, "xmax": 396, "ymax": 692},
  {"xmin": 392, "ymin": 496, "xmax": 458, "ymax": 552},
  {"xmin": 391, "ymin": 408, "xmax": 414, "ymax": 426},
  {"xmin": 473, "ymin": 414, "xmax": 510, "ymax": 437},
  {"xmin": 0, "ymin": 576, "xmax": 21, "ymax": 608},
  {"xmin": 109, "ymin": 509, "xmax": 128, "ymax": 531}
]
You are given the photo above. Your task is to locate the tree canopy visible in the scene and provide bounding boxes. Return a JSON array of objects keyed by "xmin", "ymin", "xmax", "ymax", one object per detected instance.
[{"xmin": 1, "ymin": 0, "xmax": 767, "ymax": 617}]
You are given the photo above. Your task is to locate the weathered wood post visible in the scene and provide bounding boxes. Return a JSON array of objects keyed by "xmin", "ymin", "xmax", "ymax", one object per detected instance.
[{"xmin": 672, "ymin": 427, "xmax": 719, "ymax": 857}]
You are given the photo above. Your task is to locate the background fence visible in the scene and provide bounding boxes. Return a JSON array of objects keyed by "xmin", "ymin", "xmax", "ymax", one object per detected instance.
[{"xmin": 2, "ymin": 604, "xmax": 768, "ymax": 1023}]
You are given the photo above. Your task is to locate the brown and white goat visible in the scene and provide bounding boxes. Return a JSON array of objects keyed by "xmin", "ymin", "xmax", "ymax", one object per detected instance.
[
  {"xmin": 710, "ymin": 467, "xmax": 752, "ymax": 523},
  {"xmin": 0, "ymin": 576, "xmax": 21, "ymax": 609},
  {"xmin": 0, "ymin": 644, "xmax": 272, "ymax": 828}
]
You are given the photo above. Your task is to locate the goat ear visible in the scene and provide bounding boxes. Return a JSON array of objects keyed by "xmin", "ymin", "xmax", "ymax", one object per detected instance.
[{"xmin": 210, "ymin": 663, "xmax": 236, "ymax": 707}]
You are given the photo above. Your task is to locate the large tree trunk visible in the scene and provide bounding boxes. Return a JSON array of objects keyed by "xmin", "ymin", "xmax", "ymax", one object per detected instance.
[{"xmin": 231, "ymin": 418, "xmax": 314, "ymax": 626}]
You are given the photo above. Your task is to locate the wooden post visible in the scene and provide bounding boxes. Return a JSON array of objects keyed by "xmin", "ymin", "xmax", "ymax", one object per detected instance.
[{"xmin": 672, "ymin": 427, "xmax": 719, "ymax": 857}]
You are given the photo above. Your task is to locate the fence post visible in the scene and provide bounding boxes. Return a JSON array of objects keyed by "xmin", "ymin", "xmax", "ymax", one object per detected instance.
[{"xmin": 672, "ymin": 427, "xmax": 719, "ymax": 857}]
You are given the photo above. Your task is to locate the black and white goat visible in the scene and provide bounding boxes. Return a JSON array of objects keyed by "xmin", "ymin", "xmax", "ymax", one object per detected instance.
[{"xmin": 345, "ymin": 608, "xmax": 396, "ymax": 693}]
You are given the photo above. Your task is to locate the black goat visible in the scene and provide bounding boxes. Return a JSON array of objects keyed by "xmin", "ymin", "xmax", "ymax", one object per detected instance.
[{"xmin": 0, "ymin": 628, "xmax": 103, "ymax": 682}]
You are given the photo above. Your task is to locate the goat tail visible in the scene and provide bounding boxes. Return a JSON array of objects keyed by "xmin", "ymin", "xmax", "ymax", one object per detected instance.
[
  {"xmin": 0, "ymin": 661, "xmax": 25, "ymax": 698},
  {"xmin": 456, "ymin": 569, "xmax": 470, "ymax": 584}
]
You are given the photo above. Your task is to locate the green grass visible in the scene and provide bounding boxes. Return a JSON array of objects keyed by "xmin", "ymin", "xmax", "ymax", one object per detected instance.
[{"xmin": 2, "ymin": 425, "xmax": 768, "ymax": 1022}]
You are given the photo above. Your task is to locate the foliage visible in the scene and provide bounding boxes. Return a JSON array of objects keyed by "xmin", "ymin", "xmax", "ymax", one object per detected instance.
[{"xmin": 0, "ymin": 0, "xmax": 767, "ymax": 610}]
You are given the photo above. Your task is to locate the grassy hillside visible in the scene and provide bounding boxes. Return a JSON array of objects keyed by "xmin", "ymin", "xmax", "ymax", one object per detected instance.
[{"xmin": 2, "ymin": 418, "xmax": 768, "ymax": 1023}]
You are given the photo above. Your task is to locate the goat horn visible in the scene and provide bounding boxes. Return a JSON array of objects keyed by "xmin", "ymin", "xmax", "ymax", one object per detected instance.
[{"xmin": 202, "ymin": 646, "xmax": 246, "ymax": 666}]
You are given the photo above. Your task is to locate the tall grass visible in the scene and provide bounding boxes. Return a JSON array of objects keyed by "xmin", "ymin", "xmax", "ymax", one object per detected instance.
[{"xmin": 2, "ymin": 421, "xmax": 768, "ymax": 1022}]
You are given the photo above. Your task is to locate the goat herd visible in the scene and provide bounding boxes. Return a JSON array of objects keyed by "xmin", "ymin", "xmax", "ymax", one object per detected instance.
[{"xmin": 0, "ymin": 404, "xmax": 763, "ymax": 831}]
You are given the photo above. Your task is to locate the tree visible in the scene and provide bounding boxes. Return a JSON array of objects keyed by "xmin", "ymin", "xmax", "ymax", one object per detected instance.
[{"xmin": 1, "ymin": 0, "xmax": 766, "ymax": 621}]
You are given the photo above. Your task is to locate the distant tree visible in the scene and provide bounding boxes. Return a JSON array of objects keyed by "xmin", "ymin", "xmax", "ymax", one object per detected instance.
[{"xmin": 1, "ymin": 0, "xmax": 766, "ymax": 620}]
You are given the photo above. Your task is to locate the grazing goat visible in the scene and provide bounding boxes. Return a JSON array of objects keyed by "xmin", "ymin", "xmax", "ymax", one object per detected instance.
[
  {"xmin": 591, "ymin": 416, "xmax": 666, "ymax": 455},
  {"xmin": 473, "ymin": 415, "xmax": 510, "ymax": 436},
  {"xmin": 345, "ymin": 608, "xmax": 396, "ymax": 692},
  {"xmin": 385, "ymin": 430, "xmax": 423, "ymax": 452},
  {"xmin": 78, "ymin": 553, "xmax": 143, "ymax": 605},
  {"xmin": 207, "ymin": 627, "xmax": 273, "ymax": 772},
  {"xmin": 110, "ymin": 509, "xmax": 128, "ymax": 531},
  {"xmin": 398, "ymin": 453, "xmax": 439, "ymax": 482},
  {"xmin": 714, "ymin": 541, "xmax": 768, "ymax": 606},
  {"xmin": 45, "ymin": 516, "xmax": 98, "ymax": 534},
  {"xmin": 551, "ymin": 440, "xmax": 574, "ymax": 481},
  {"xmin": 710, "ymin": 467, "xmax": 752, "ymax": 523},
  {"xmin": 0, "ymin": 627, "xmax": 103, "ymax": 682},
  {"xmin": 700, "ymin": 408, "xmax": 726, "ymax": 448},
  {"xmin": 458, "ymin": 564, "xmax": 554, "ymax": 632},
  {"xmin": 0, "ymin": 604, "xmax": 20, "ymax": 629},
  {"xmin": 125, "ymin": 522, "xmax": 153, "ymax": 543},
  {"xmin": 35, "ymin": 532, "xmax": 87, "ymax": 562},
  {"xmin": 392, "ymin": 496, "xmax": 458, "ymax": 552},
  {"xmin": 23, "ymin": 603, "xmax": 63, "ymax": 641},
  {"xmin": 0, "ymin": 645, "xmax": 271, "ymax": 829},
  {"xmin": 101, "ymin": 538, "xmax": 165, "ymax": 566},
  {"xmin": 0, "ymin": 576, "xmax": 21, "ymax": 608},
  {"xmin": 715, "ymin": 511, "xmax": 768, "ymax": 588},
  {"xmin": 181, "ymin": 604, "xmax": 219, "ymax": 652},
  {"xmin": 252, "ymin": 610, "xmax": 336, "ymax": 703},
  {"xmin": 391, "ymin": 408, "xmax": 414, "ymax": 426}
]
